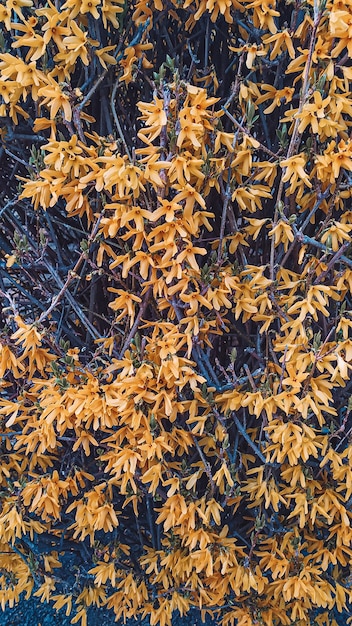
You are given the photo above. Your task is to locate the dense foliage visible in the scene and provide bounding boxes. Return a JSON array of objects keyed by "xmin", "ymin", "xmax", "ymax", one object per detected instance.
[{"xmin": 1, "ymin": 0, "xmax": 352, "ymax": 624}]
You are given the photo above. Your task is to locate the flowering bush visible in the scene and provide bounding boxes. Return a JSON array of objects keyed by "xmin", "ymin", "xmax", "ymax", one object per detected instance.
[{"xmin": 1, "ymin": 0, "xmax": 352, "ymax": 625}]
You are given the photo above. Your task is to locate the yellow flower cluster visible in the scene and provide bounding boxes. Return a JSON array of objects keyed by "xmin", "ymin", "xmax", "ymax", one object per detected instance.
[{"xmin": 1, "ymin": 0, "xmax": 352, "ymax": 625}]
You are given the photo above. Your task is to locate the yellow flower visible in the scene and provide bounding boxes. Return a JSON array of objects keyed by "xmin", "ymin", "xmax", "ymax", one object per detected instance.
[
  {"xmin": 213, "ymin": 131, "xmax": 235, "ymax": 153},
  {"xmin": 80, "ymin": 0, "xmax": 101, "ymax": 19},
  {"xmin": 150, "ymin": 198, "xmax": 183, "ymax": 223},
  {"xmin": 176, "ymin": 241, "xmax": 207, "ymax": 271},
  {"xmin": 330, "ymin": 140, "xmax": 352, "ymax": 179},
  {"xmin": 297, "ymin": 91, "xmax": 331, "ymax": 135},
  {"xmin": 248, "ymin": 0, "xmax": 280, "ymax": 33},
  {"xmin": 11, "ymin": 315, "xmax": 42, "ymax": 355},
  {"xmin": 176, "ymin": 115, "xmax": 203, "ymax": 149},
  {"xmin": 187, "ymin": 85, "xmax": 220, "ymax": 120},
  {"xmin": 269, "ymin": 220, "xmax": 295, "ymax": 251},
  {"xmin": 245, "ymin": 217, "xmax": 269, "ymax": 240},
  {"xmin": 95, "ymin": 45, "xmax": 117, "ymax": 69},
  {"xmin": 179, "ymin": 290, "xmax": 213, "ymax": 315},
  {"xmin": 0, "ymin": 344, "xmax": 25, "ymax": 378},
  {"xmin": 311, "ymin": 35, "xmax": 331, "ymax": 64},
  {"xmin": 0, "ymin": 4, "xmax": 12, "ymax": 30},
  {"xmin": 137, "ymin": 97, "xmax": 168, "ymax": 143},
  {"xmin": 168, "ymin": 152, "xmax": 205, "ymax": 186},
  {"xmin": 119, "ymin": 204, "xmax": 153, "ymax": 230},
  {"xmin": 11, "ymin": 20, "xmax": 46, "ymax": 62},
  {"xmin": 18, "ymin": 169, "xmax": 65, "ymax": 210},
  {"xmin": 43, "ymin": 134, "xmax": 87, "ymax": 178},
  {"xmin": 256, "ymin": 84, "xmax": 294, "ymax": 114},
  {"xmin": 280, "ymin": 153, "xmax": 312, "ymax": 195},
  {"xmin": 55, "ymin": 20, "xmax": 99, "ymax": 67},
  {"xmin": 262, "ymin": 29, "xmax": 296, "ymax": 60},
  {"xmin": 101, "ymin": 0, "xmax": 124, "ymax": 28},
  {"xmin": 72, "ymin": 430, "xmax": 99, "ymax": 456},
  {"xmin": 232, "ymin": 185, "xmax": 272, "ymax": 212},
  {"xmin": 124, "ymin": 250, "xmax": 155, "ymax": 280},
  {"xmin": 190, "ymin": 0, "xmax": 243, "ymax": 23},
  {"xmin": 108, "ymin": 289, "xmax": 142, "ymax": 327},
  {"xmin": 229, "ymin": 43, "xmax": 266, "ymax": 69},
  {"xmin": 173, "ymin": 183, "xmax": 206, "ymax": 213},
  {"xmin": 285, "ymin": 47, "xmax": 309, "ymax": 78},
  {"xmin": 33, "ymin": 116, "xmax": 57, "ymax": 139},
  {"xmin": 330, "ymin": 9, "xmax": 352, "ymax": 57},
  {"xmin": 6, "ymin": 0, "xmax": 33, "ymax": 22},
  {"xmin": 138, "ymin": 97, "xmax": 167, "ymax": 126},
  {"xmin": 40, "ymin": 4, "xmax": 71, "ymax": 51},
  {"xmin": 38, "ymin": 79, "xmax": 72, "ymax": 121},
  {"xmin": 61, "ymin": 0, "xmax": 104, "ymax": 20},
  {"xmin": 321, "ymin": 221, "xmax": 352, "ymax": 252},
  {"xmin": 0, "ymin": 79, "xmax": 18, "ymax": 104},
  {"xmin": 140, "ymin": 153, "xmax": 171, "ymax": 188}
]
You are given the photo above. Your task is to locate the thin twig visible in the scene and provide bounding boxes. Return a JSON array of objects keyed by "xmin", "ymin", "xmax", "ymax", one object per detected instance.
[
  {"xmin": 118, "ymin": 287, "xmax": 152, "ymax": 358},
  {"xmin": 295, "ymin": 233, "xmax": 352, "ymax": 268},
  {"xmin": 110, "ymin": 81, "xmax": 133, "ymax": 161},
  {"xmin": 4, "ymin": 149, "xmax": 29, "ymax": 167},
  {"xmin": 277, "ymin": 345, "xmax": 288, "ymax": 394},
  {"xmin": 274, "ymin": 3, "xmax": 324, "ymax": 214},
  {"xmin": 38, "ymin": 215, "xmax": 103, "ymax": 325},
  {"xmin": 221, "ymin": 108, "xmax": 278, "ymax": 159},
  {"xmin": 44, "ymin": 262, "xmax": 100, "ymax": 340},
  {"xmin": 279, "ymin": 187, "xmax": 331, "ymax": 268},
  {"xmin": 0, "ymin": 196, "xmax": 20, "ymax": 220},
  {"xmin": 244, "ymin": 364, "xmax": 257, "ymax": 391},
  {"xmin": 216, "ymin": 367, "xmax": 264, "ymax": 392},
  {"xmin": 78, "ymin": 70, "xmax": 108, "ymax": 112},
  {"xmin": 217, "ymin": 174, "xmax": 232, "ymax": 265},
  {"xmin": 313, "ymin": 241, "xmax": 351, "ymax": 284},
  {"xmin": 186, "ymin": 424, "xmax": 216, "ymax": 495},
  {"xmin": 233, "ymin": 413, "xmax": 268, "ymax": 464},
  {"xmin": 78, "ymin": 17, "xmax": 135, "ymax": 112}
]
